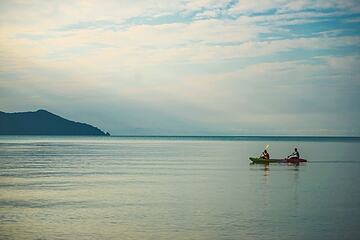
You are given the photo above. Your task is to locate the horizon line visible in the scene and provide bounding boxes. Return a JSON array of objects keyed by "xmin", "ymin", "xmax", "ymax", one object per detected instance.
[{"xmin": 1, "ymin": 134, "xmax": 359, "ymax": 138}]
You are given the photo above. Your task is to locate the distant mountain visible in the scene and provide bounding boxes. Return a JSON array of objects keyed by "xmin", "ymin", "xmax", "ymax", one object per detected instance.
[{"xmin": 0, "ymin": 110, "xmax": 110, "ymax": 136}]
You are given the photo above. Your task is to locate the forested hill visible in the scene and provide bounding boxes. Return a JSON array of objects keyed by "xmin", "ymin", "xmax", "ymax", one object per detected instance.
[{"xmin": 0, "ymin": 110, "xmax": 110, "ymax": 136}]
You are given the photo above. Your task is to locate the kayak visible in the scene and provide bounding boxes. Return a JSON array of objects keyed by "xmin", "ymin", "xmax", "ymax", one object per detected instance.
[{"xmin": 249, "ymin": 157, "xmax": 307, "ymax": 164}]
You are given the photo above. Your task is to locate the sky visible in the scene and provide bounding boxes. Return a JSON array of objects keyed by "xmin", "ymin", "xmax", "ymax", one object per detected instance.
[{"xmin": 0, "ymin": 0, "xmax": 359, "ymax": 136}]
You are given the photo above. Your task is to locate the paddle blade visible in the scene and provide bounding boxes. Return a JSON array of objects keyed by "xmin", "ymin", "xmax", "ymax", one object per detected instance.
[{"xmin": 265, "ymin": 144, "xmax": 270, "ymax": 150}]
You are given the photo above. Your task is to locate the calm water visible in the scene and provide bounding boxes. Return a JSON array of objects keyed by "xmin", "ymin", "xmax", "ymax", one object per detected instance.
[{"xmin": 0, "ymin": 136, "xmax": 359, "ymax": 240}]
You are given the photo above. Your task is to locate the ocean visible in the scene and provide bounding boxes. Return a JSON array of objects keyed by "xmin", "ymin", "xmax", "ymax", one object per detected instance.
[{"xmin": 0, "ymin": 136, "xmax": 359, "ymax": 240}]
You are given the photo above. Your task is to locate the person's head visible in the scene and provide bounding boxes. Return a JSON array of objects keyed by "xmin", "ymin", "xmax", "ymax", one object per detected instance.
[
  {"xmin": 264, "ymin": 149, "xmax": 267, "ymax": 153},
  {"xmin": 295, "ymin": 148, "xmax": 298, "ymax": 152}
]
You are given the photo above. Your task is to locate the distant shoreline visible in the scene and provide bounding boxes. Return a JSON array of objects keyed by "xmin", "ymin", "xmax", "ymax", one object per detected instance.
[
  {"xmin": 110, "ymin": 135, "xmax": 360, "ymax": 141},
  {"xmin": 1, "ymin": 135, "xmax": 359, "ymax": 142}
]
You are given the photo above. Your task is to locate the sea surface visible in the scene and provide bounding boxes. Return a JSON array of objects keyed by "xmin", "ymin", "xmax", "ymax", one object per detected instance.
[{"xmin": 0, "ymin": 136, "xmax": 359, "ymax": 240}]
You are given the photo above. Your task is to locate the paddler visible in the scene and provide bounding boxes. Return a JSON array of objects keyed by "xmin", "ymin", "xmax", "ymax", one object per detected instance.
[
  {"xmin": 288, "ymin": 148, "xmax": 300, "ymax": 159},
  {"xmin": 260, "ymin": 149, "xmax": 270, "ymax": 159}
]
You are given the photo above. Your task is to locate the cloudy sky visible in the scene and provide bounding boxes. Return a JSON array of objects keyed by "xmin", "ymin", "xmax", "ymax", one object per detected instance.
[{"xmin": 0, "ymin": 0, "xmax": 359, "ymax": 135}]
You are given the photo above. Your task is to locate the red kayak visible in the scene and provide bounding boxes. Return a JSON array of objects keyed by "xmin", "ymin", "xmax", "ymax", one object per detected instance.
[{"xmin": 285, "ymin": 158, "xmax": 307, "ymax": 164}]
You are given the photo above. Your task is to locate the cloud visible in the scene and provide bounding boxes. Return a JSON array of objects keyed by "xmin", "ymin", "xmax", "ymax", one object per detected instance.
[
  {"xmin": 0, "ymin": 0, "xmax": 359, "ymax": 135},
  {"xmin": 229, "ymin": 0, "xmax": 360, "ymax": 15}
]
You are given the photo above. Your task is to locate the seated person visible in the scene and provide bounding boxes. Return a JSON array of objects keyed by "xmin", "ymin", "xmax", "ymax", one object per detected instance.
[
  {"xmin": 288, "ymin": 148, "xmax": 300, "ymax": 159},
  {"xmin": 260, "ymin": 149, "xmax": 270, "ymax": 159}
]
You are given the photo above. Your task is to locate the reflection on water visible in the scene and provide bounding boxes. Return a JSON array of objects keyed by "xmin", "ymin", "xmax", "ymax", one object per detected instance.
[
  {"xmin": 263, "ymin": 163, "xmax": 270, "ymax": 177},
  {"xmin": 293, "ymin": 166, "xmax": 299, "ymax": 208},
  {"xmin": 0, "ymin": 136, "xmax": 360, "ymax": 240},
  {"xmin": 254, "ymin": 162, "xmax": 302, "ymax": 209}
]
